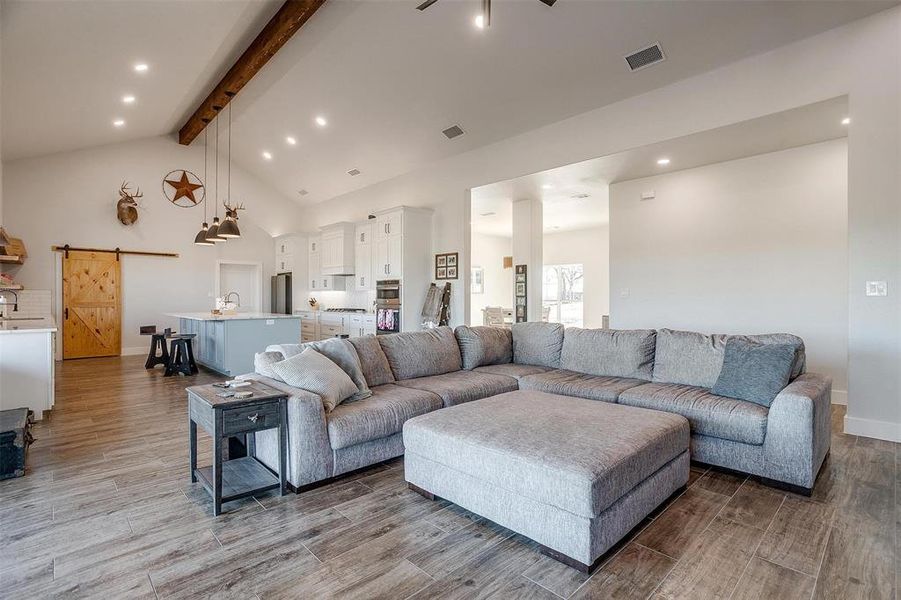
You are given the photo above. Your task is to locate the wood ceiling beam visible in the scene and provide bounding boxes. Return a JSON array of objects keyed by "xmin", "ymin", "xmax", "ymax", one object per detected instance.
[{"xmin": 178, "ymin": 0, "xmax": 327, "ymax": 146}]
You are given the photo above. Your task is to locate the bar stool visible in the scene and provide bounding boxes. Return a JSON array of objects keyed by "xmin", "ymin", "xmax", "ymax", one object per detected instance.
[
  {"xmin": 164, "ymin": 334, "xmax": 198, "ymax": 377},
  {"xmin": 141, "ymin": 326, "xmax": 172, "ymax": 369}
]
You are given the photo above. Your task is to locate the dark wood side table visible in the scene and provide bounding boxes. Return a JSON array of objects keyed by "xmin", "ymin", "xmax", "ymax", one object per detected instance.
[{"xmin": 186, "ymin": 381, "xmax": 288, "ymax": 516}]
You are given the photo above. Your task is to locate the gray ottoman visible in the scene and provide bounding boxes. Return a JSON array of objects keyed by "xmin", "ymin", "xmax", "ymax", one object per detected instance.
[{"xmin": 403, "ymin": 390, "xmax": 690, "ymax": 572}]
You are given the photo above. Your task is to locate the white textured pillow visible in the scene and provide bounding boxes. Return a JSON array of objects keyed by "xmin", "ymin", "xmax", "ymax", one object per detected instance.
[
  {"xmin": 254, "ymin": 351, "xmax": 285, "ymax": 381},
  {"xmin": 270, "ymin": 348, "xmax": 359, "ymax": 412}
]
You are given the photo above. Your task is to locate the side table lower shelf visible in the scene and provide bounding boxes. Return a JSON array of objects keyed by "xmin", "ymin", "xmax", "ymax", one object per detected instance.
[{"xmin": 194, "ymin": 456, "xmax": 280, "ymax": 503}]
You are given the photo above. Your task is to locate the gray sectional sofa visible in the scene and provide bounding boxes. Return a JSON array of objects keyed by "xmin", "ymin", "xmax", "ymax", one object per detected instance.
[{"xmin": 243, "ymin": 323, "xmax": 831, "ymax": 495}]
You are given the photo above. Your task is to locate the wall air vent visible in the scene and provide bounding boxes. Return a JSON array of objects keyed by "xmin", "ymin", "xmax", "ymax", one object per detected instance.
[
  {"xmin": 570, "ymin": 193, "xmax": 590, "ymax": 199},
  {"xmin": 625, "ymin": 43, "xmax": 665, "ymax": 72},
  {"xmin": 297, "ymin": 189, "xmax": 309, "ymax": 196},
  {"xmin": 442, "ymin": 125, "xmax": 465, "ymax": 140},
  {"xmin": 479, "ymin": 211, "xmax": 496, "ymax": 217},
  {"xmin": 347, "ymin": 168, "xmax": 361, "ymax": 176}
]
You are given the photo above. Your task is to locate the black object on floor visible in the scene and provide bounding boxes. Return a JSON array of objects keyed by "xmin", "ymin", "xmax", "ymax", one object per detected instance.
[
  {"xmin": 0, "ymin": 408, "xmax": 34, "ymax": 480},
  {"xmin": 164, "ymin": 334, "xmax": 198, "ymax": 377}
]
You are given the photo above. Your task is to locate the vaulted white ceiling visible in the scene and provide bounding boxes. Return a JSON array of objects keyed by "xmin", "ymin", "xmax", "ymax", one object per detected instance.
[{"xmin": 2, "ymin": 0, "xmax": 893, "ymax": 209}]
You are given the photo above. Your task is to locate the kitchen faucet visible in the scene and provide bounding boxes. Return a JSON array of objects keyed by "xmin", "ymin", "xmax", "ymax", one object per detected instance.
[
  {"xmin": 223, "ymin": 291, "xmax": 241, "ymax": 307},
  {"xmin": 0, "ymin": 290, "xmax": 19, "ymax": 318}
]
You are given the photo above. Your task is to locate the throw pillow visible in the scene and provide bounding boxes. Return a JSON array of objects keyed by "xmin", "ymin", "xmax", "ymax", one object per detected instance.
[
  {"xmin": 304, "ymin": 338, "xmax": 372, "ymax": 402},
  {"xmin": 711, "ymin": 338, "xmax": 798, "ymax": 407},
  {"xmin": 270, "ymin": 348, "xmax": 359, "ymax": 412},
  {"xmin": 254, "ymin": 351, "xmax": 285, "ymax": 381},
  {"xmin": 454, "ymin": 325, "xmax": 513, "ymax": 370}
]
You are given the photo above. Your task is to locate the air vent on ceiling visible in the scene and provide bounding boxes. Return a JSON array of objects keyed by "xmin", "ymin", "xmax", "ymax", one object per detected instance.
[
  {"xmin": 347, "ymin": 168, "xmax": 361, "ymax": 176},
  {"xmin": 479, "ymin": 211, "xmax": 497, "ymax": 217},
  {"xmin": 625, "ymin": 43, "xmax": 665, "ymax": 72},
  {"xmin": 297, "ymin": 189, "xmax": 309, "ymax": 196},
  {"xmin": 442, "ymin": 125, "xmax": 465, "ymax": 140},
  {"xmin": 570, "ymin": 193, "xmax": 590, "ymax": 199}
]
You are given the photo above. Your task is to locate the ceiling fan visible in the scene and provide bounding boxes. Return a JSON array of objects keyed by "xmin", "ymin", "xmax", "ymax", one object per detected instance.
[{"xmin": 416, "ymin": 0, "xmax": 557, "ymax": 28}]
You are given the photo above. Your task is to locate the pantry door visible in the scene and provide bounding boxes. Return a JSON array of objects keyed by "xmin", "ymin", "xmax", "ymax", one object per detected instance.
[{"xmin": 62, "ymin": 250, "xmax": 121, "ymax": 359}]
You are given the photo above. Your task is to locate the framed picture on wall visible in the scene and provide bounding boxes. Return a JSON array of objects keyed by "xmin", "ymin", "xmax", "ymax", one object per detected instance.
[
  {"xmin": 472, "ymin": 267, "xmax": 484, "ymax": 294},
  {"xmin": 435, "ymin": 252, "xmax": 460, "ymax": 279}
]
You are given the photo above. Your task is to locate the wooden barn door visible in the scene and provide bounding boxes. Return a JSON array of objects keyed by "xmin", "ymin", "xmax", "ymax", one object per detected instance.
[{"xmin": 62, "ymin": 250, "xmax": 122, "ymax": 359}]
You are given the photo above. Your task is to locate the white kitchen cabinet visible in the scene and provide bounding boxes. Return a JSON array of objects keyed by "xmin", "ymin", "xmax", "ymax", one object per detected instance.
[
  {"xmin": 374, "ymin": 210, "xmax": 403, "ymax": 241},
  {"xmin": 276, "ymin": 253, "xmax": 294, "ymax": 274},
  {"xmin": 308, "ymin": 245, "xmax": 321, "ymax": 290},
  {"xmin": 355, "ymin": 222, "xmax": 373, "ymax": 245},
  {"xmin": 355, "ymin": 238, "xmax": 373, "ymax": 291},
  {"xmin": 375, "ymin": 236, "xmax": 403, "ymax": 279},
  {"xmin": 276, "ymin": 238, "xmax": 296, "ymax": 255}
]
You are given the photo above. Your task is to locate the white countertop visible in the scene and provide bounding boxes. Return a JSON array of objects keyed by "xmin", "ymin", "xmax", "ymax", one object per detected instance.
[
  {"xmin": 0, "ymin": 317, "xmax": 58, "ymax": 334},
  {"xmin": 166, "ymin": 312, "xmax": 301, "ymax": 322},
  {"xmin": 296, "ymin": 310, "xmax": 375, "ymax": 317}
]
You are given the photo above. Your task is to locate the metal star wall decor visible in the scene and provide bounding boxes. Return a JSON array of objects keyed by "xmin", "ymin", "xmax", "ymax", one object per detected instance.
[{"xmin": 163, "ymin": 169, "xmax": 205, "ymax": 207}]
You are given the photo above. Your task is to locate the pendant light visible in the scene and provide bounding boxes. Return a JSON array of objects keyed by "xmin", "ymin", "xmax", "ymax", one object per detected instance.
[
  {"xmin": 205, "ymin": 114, "xmax": 226, "ymax": 243},
  {"xmin": 217, "ymin": 103, "xmax": 241, "ymax": 238},
  {"xmin": 193, "ymin": 127, "xmax": 214, "ymax": 246}
]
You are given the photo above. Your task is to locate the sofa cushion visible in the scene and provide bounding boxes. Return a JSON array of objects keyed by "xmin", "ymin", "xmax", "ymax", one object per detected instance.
[
  {"xmin": 652, "ymin": 329, "xmax": 806, "ymax": 388},
  {"xmin": 474, "ymin": 363, "xmax": 553, "ymax": 380},
  {"xmin": 396, "ymin": 370, "xmax": 519, "ymax": 407},
  {"xmin": 267, "ymin": 338, "xmax": 371, "ymax": 401},
  {"xmin": 403, "ymin": 390, "xmax": 690, "ymax": 518},
  {"xmin": 454, "ymin": 326, "xmax": 513, "ymax": 370},
  {"xmin": 378, "ymin": 326, "xmax": 462, "ymax": 380},
  {"xmin": 560, "ymin": 328, "xmax": 656, "ymax": 380},
  {"xmin": 266, "ymin": 343, "xmax": 302, "ymax": 359},
  {"xmin": 618, "ymin": 382, "xmax": 769, "ymax": 445},
  {"xmin": 711, "ymin": 338, "xmax": 798, "ymax": 407},
  {"xmin": 512, "ymin": 322, "xmax": 565, "ymax": 368},
  {"xmin": 326, "ymin": 384, "xmax": 443, "ymax": 450},
  {"xmin": 349, "ymin": 335, "xmax": 395, "ymax": 386},
  {"xmin": 254, "ymin": 351, "xmax": 285, "ymax": 382},
  {"xmin": 652, "ymin": 329, "xmax": 728, "ymax": 388},
  {"xmin": 519, "ymin": 369, "xmax": 646, "ymax": 403},
  {"xmin": 271, "ymin": 348, "xmax": 360, "ymax": 413}
]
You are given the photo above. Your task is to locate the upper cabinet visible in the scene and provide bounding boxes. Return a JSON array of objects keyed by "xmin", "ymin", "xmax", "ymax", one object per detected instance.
[
  {"xmin": 373, "ymin": 210, "xmax": 403, "ymax": 241},
  {"xmin": 355, "ymin": 223, "xmax": 374, "ymax": 291},
  {"xmin": 275, "ymin": 234, "xmax": 303, "ymax": 275},
  {"xmin": 320, "ymin": 223, "xmax": 355, "ymax": 276}
]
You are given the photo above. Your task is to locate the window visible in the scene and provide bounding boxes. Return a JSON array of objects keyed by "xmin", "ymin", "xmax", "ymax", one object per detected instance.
[{"xmin": 543, "ymin": 264, "xmax": 584, "ymax": 327}]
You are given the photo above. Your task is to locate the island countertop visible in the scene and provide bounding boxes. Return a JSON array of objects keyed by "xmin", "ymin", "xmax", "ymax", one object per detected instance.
[
  {"xmin": 0, "ymin": 317, "xmax": 58, "ymax": 334},
  {"xmin": 165, "ymin": 312, "xmax": 301, "ymax": 322}
]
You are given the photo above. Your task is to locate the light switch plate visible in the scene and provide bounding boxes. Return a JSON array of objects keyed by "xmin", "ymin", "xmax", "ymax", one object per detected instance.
[{"xmin": 865, "ymin": 281, "xmax": 887, "ymax": 297}]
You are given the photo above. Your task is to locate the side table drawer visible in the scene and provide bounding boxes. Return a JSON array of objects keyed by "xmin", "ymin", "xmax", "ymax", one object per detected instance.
[{"xmin": 222, "ymin": 402, "xmax": 281, "ymax": 435}]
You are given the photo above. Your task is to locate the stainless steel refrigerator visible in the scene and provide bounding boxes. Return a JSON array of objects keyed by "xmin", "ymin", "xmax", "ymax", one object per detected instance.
[{"xmin": 271, "ymin": 273, "xmax": 292, "ymax": 314}]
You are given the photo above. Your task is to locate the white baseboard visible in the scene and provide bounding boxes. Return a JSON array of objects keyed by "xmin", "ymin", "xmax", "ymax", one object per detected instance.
[
  {"xmin": 830, "ymin": 390, "xmax": 847, "ymax": 405},
  {"xmin": 844, "ymin": 414, "xmax": 901, "ymax": 443},
  {"xmin": 121, "ymin": 346, "xmax": 146, "ymax": 356}
]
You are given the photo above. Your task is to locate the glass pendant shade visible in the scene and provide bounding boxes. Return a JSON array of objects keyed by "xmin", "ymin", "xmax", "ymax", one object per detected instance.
[
  {"xmin": 206, "ymin": 217, "xmax": 226, "ymax": 242},
  {"xmin": 194, "ymin": 222, "xmax": 214, "ymax": 246},
  {"xmin": 218, "ymin": 216, "xmax": 241, "ymax": 238}
]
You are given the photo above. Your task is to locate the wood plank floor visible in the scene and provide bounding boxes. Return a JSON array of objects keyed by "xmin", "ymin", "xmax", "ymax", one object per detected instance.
[{"xmin": 1, "ymin": 355, "xmax": 897, "ymax": 599}]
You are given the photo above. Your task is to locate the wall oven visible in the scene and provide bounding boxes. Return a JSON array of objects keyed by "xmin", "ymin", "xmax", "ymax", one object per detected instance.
[{"xmin": 376, "ymin": 280, "xmax": 401, "ymax": 335}]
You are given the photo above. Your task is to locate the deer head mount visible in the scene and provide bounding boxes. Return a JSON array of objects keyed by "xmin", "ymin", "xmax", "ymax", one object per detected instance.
[
  {"xmin": 223, "ymin": 201, "xmax": 244, "ymax": 220},
  {"xmin": 117, "ymin": 181, "xmax": 143, "ymax": 226}
]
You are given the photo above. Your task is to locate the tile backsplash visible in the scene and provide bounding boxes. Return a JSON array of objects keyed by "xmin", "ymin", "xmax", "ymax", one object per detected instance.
[{"xmin": 1, "ymin": 289, "xmax": 52, "ymax": 319}]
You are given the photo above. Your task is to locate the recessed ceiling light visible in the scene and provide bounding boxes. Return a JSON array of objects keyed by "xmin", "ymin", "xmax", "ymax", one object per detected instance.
[
  {"xmin": 285, "ymin": 136, "xmax": 297, "ymax": 145},
  {"xmin": 657, "ymin": 158, "xmax": 671, "ymax": 166},
  {"xmin": 841, "ymin": 117, "xmax": 851, "ymax": 125},
  {"xmin": 113, "ymin": 119, "xmax": 125, "ymax": 127},
  {"xmin": 122, "ymin": 95, "xmax": 135, "ymax": 104},
  {"xmin": 133, "ymin": 63, "xmax": 148, "ymax": 73},
  {"xmin": 541, "ymin": 184, "xmax": 553, "ymax": 190},
  {"xmin": 262, "ymin": 151, "xmax": 273, "ymax": 160},
  {"xmin": 315, "ymin": 115, "xmax": 328, "ymax": 127},
  {"xmin": 474, "ymin": 14, "xmax": 485, "ymax": 29}
]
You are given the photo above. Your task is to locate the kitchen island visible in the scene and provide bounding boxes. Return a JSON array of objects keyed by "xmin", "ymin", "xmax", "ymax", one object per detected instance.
[
  {"xmin": 0, "ymin": 318, "xmax": 57, "ymax": 419},
  {"xmin": 166, "ymin": 313, "xmax": 301, "ymax": 376}
]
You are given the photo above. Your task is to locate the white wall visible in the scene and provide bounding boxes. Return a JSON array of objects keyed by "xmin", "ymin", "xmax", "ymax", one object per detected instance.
[
  {"xmin": 470, "ymin": 232, "xmax": 513, "ymax": 325},
  {"xmin": 295, "ymin": 8, "xmax": 899, "ymax": 440},
  {"xmin": 543, "ymin": 225, "xmax": 610, "ymax": 329},
  {"xmin": 3, "ymin": 135, "xmax": 301, "ymax": 353},
  {"xmin": 610, "ymin": 139, "xmax": 848, "ymax": 399}
]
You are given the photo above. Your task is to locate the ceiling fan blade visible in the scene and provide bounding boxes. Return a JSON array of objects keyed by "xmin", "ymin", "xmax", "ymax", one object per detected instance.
[
  {"xmin": 416, "ymin": 0, "xmax": 439, "ymax": 10},
  {"xmin": 537, "ymin": 0, "xmax": 557, "ymax": 6}
]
